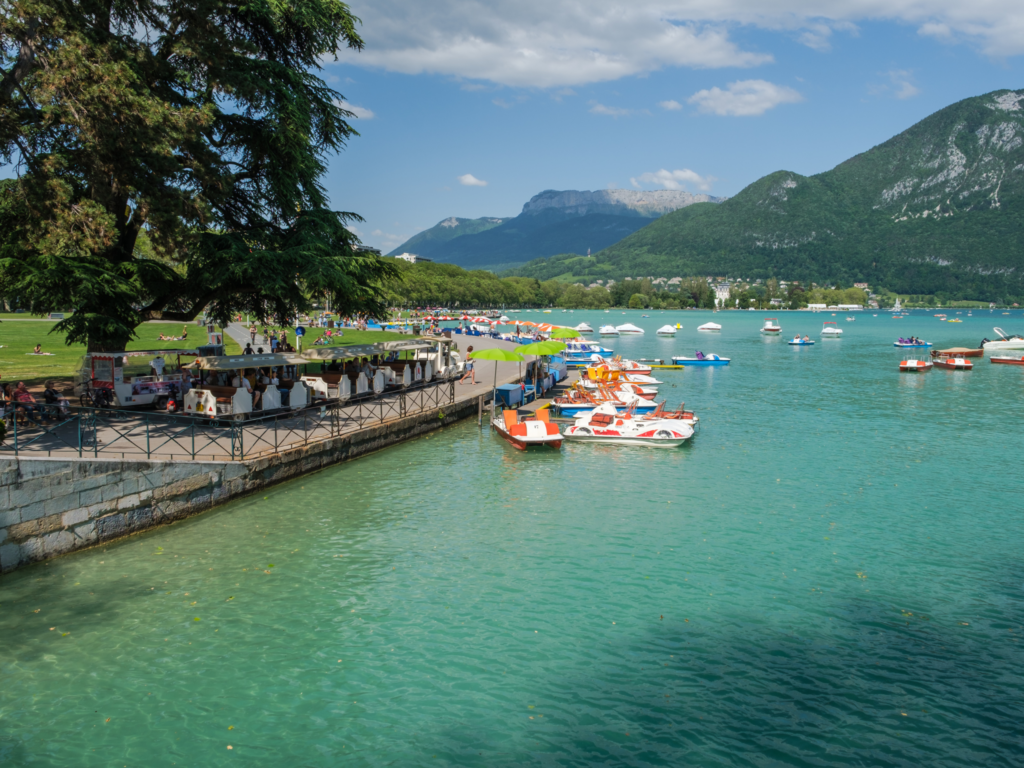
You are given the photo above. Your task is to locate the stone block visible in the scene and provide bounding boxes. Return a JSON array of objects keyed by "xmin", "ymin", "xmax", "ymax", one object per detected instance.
[
  {"xmin": 120, "ymin": 476, "xmax": 139, "ymax": 496},
  {"xmin": 17, "ymin": 460, "xmax": 68, "ymax": 481},
  {"xmin": 139, "ymin": 489, "xmax": 153, "ymax": 503},
  {"xmin": 0, "ymin": 542, "xmax": 23, "ymax": 571},
  {"xmin": 224, "ymin": 463, "xmax": 248, "ymax": 480},
  {"xmin": 141, "ymin": 469, "xmax": 164, "ymax": 490},
  {"xmin": 73, "ymin": 521, "xmax": 97, "ymax": 544},
  {"xmin": 0, "ymin": 485, "xmax": 9, "ymax": 509},
  {"xmin": 62, "ymin": 507, "xmax": 90, "ymax": 527},
  {"xmin": 96, "ymin": 513, "xmax": 127, "ymax": 541},
  {"xmin": 0, "ymin": 508, "xmax": 19, "ymax": 528},
  {"xmin": 101, "ymin": 482, "xmax": 124, "ymax": 503},
  {"xmin": 9, "ymin": 480, "xmax": 52, "ymax": 507},
  {"xmin": 86, "ymin": 501, "xmax": 112, "ymax": 518},
  {"xmin": 72, "ymin": 473, "xmax": 113, "ymax": 493},
  {"xmin": 9, "ymin": 513, "xmax": 63, "ymax": 541},
  {"xmin": 19, "ymin": 536, "xmax": 45, "ymax": 562},
  {"xmin": 78, "ymin": 487, "xmax": 103, "ymax": 507},
  {"xmin": 44, "ymin": 493, "xmax": 78, "ymax": 517},
  {"xmin": 125, "ymin": 506, "xmax": 153, "ymax": 532},
  {"xmin": 41, "ymin": 529, "xmax": 77, "ymax": 557},
  {"xmin": 116, "ymin": 493, "xmax": 141, "ymax": 511},
  {"xmin": 155, "ymin": 473, "xmax": 210, "ymax": 500},
  {"xmin": 188, "ymin": 491, "xmax": 211, "ymax": 508},
  {"xmin": 17, "ymin": 500, "xmax": 46, "ymax": 523},
  {"xmin": 0, "ymin": 527, "xmax": 6, "ymax": 546}
]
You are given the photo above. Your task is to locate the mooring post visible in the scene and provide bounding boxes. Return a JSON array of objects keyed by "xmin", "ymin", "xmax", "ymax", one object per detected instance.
[{"xmin": 478, "ymin": 394, "xmax": 483, "ymax": 426}]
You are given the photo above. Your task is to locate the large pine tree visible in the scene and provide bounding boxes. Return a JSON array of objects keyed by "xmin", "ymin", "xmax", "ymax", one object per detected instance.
[{"xmin": 0, "ymin": 0, "xmax": 394, "ymax": 350}]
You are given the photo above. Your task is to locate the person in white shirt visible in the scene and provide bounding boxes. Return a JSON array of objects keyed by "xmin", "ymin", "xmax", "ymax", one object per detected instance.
[
  {"xmin": 231, "ymin": 371, "xmax": 261, "ymax": 409},
  {"xmin": 151, "ymin": 356, "xmax": 165, "ymax": 378}
]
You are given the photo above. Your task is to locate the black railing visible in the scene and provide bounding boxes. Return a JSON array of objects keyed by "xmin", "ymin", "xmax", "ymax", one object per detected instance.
[{"xmin": 0, "ymin": 380, "xmax": 456, "ymax": 461}]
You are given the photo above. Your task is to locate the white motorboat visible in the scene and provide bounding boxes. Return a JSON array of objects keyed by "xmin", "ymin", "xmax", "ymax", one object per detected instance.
[
  {"xmin": 656, "ymin": 325, "xmax": 677, "ymax": 335},
  {"xmin": 821, "ymin": 321, "xmax": 843, "ymax": 337},
  {"xmin": 599, "ymin": 325, "xmax": 620, "ymax": 336},
  {"xmin": 575, "ymin": 322, "xmax": 594, "ymax": 334},
  {"xmin": 982, "ymin": 327, "xmax": 1024, "ymax": 351},
  {"xmin": 698, "ymin": 322, "xmax": 722, "ymax": 332},
  {"xmin": 760, "ymin": 317, "xmax": 781, "ymax": 335},
  {"xmin": 563, "ymin": 403, "xmax": 693, "ymax": 448},
  {"xmin": 616, "ymin": 323, "xmax": 645, "ymax": 334}
]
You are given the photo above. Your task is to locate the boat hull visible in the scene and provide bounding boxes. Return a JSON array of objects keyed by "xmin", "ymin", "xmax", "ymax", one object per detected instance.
[
  {"xmin": 990, "ymin": 356, "xmax": 1024, "ymax": 366},
  {"xmin": 491, "ymin": 423, "xmax": 562, "ymax": 451},
  {"xmin": 671, "ymin": 358, "xmax": 729, "ymax": 366},
  {"xmin": 553, "ymin": 402, "xmax": 658, "ymax": 418},
  {"xmin": 563, "ymin": 431, "xmax": 688, "ymax": 448},
  {"xmin": 899, "ymin": 362, "xmax": 933, "ymax": 372},
  {"xmin": 761, "ymin": 329, "xmax": 781, "ymax": 335},
  {"xmin": 894, "ymin": 343, "xmax": 932, "ymax": 348},
  {"xmin": 933, "ymin": 359, "xmax": 972, "ymax": 370}
]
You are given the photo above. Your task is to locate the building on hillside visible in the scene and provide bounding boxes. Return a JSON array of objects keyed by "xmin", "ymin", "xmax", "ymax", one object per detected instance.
[
  {"xmin": 355, "ymin": 245, "xmax": 383, "ymax": 256},
  {"xmin": 770, "ymin": 298, "xmax": 783, "ymax": 306},
  {"xmin": 714, "ymin": 283, "xmax": 731, "ymax": 302},
  {"xmin": 394, "ymin": 252, "xmax": 431, "ymax": 263},
  {"xmin": 807, "ymin": 303, "xmax": 827, "ymax": 310},
  {"xmin": 853, "ymin": 282, "xmax": 869, "ymax": 289}
]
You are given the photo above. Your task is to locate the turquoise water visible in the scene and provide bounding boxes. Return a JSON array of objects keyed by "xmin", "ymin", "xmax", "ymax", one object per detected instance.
[{"xmin": 3, "ymin": 309, "xmax": 1024, "ymax": 766}]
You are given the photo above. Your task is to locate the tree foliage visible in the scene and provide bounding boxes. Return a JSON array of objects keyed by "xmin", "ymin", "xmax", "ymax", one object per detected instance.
[{"xmin": 0, "ymin": 0, "xmax": 395, "ymax": 349}]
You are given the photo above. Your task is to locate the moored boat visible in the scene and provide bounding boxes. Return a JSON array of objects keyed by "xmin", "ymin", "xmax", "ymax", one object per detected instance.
[
  {"xmin": 760, "ymin": 317, "xmax": 781, "ymax": 335},
  {"xmin": 656, "ymin": 324, "xmax": 677, "ymax": 335},
  {"xmin": 575, "ymin": 322, "xmax": 594, "ymax": 334},
  {"xmin": 563, "ymin": 403, "xmax": 693, "ymax": 447},
  {"xmin": 990, "ymin": 355, "xmax": 1024, "ymax": 366},
  {"xmin": 982, "ymin": 328, "xmax": 1024, "ymax": 351},
  {"xmin": 599, "ymin": 325, "xmax": 620, "ymax": 336},
  {"xmin": 491, "ymin": 409, "xmax": 563, "ymax": 450},
  {"xmin": 616, "ymin": 323, "xmax": 645, "ymax": 334},
  {"xmin": 788, "ymin": 336, "xmax": 815, "ymax": 345},
  {"xmin": 894, "ymin": 338, "xmax": 932, "ymax": 348},
  {"xmin": 930, "ymin": 347, "xmax": 982, "ymax": 358},
  {"xmin": 698, "ymin": 322, "xmax": 722, "ymax": 332},
  {"xmin": 821, "ymin": 321, "xmax": 843, "ymax": 337},
  {"xmin": 899, "ymin": 358, "xmax": 933, "ymax": 372},
  {"xmin": 933, "ymin": 356, "xmax": 973, "ymax": 370}
]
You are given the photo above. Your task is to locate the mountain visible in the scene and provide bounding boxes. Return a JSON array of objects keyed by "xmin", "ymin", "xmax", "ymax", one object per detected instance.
[
  {"xmin": 508, "ymin": 89, "xmax": 1024, "ymax": 301},
  {"xmin": 403, "ymin": 189, "xmax": 722, "ymax": 271},
  {"xmin": 387, "ymin": 216, "xmax": 509, "ymax": 258}
]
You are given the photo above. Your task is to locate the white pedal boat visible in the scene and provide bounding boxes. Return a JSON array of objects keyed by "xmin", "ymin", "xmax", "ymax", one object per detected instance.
[
  {"xmin": 492, "ymin": 409, "xmax": 563, "ymax": 451},
  {"xmin": 563, "ymin": 403, "xmax": 693, "ymax": 448}
]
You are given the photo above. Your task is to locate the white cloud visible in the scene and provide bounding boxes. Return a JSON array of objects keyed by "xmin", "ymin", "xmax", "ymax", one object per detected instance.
[
  {"xmin": 688, "ymin": 79, "xmax": 803, "ymax": 116},
  {"xmin": 630, "ymin": 168, "xmax": 716, "ymax": 191},
  {"xmin": 333, "ymin": 99, "xmax": 375, "ymax": 119},
  {"xmin": 458, "ymin": 174, "xmax": 488, "ymax": 187},
  {"xmin": 590, "ymin": 101, "xmax": 632, "ymax": 117},
  {"xmin": 345, "ymin": 225, "xmax": 363, "ymax": 236},
  {"xmin": 659, "ymin": 99, "xmax": 683, "ymax": 110},
  {"xmin": 336, "ymin": 1, "xmax": 1024, "ymax": 89},
  {"xmin": 868, "ymin": 69, "xmax": 921, "ymax": 100}
]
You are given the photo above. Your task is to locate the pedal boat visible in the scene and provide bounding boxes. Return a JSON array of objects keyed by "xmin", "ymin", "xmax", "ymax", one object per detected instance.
[
  {"xmin": 788, "ymin": 337, "xmax": 815, "ymax": 345},
  {"xmin": 671, "ymin": 353, "xmax": 730, "ymax": 366},
  {"xmin": 899, "ymin": 358, "xmax": 933, "ymax": 372},
  {"xmin": 492, "ymin": 409, "xmax": 562, "ymax": 451},
  {"xmin": 933, "ymin": 356, "xmax": 973, "ymax": 371},
  {"xmin": 990, "ymin": 355, "xmax": 1024, "ymax": 366},
  {"xmin": 563, "ymin": 403, "xmax": 693, "ymax": 447}
]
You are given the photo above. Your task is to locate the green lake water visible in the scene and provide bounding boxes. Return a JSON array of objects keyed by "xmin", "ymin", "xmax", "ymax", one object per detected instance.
[{"xmin": 2, "ymin": 309, "xmax": 1024, "ymax": 766}]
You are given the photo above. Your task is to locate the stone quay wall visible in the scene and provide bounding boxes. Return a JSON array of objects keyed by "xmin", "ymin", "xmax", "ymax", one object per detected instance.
[{"xmin": 0, "ymin": 396, "xmax": 482, "ymax": 573}]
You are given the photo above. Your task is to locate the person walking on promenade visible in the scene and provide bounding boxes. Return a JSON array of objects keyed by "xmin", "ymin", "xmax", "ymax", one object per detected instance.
[
  {"xmin": 249, "ymin": 324, "xmax": 257, "ymax": 344},
  {"xmin": 458, "ymin": 346, "xmax": 476, "ymax": 385}
]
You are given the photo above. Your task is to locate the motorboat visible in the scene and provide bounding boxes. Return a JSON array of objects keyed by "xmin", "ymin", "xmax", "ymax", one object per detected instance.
[
  {"xmin": 599, "ymin": 325, "xmax": 620, "ymax": 336},
  {"xmin": 788, "ymin": 337, "xmax": 815, "ymax": 345},
  {"xmin": 899, "ymin": 358, "xmax": 933, "ymax": 372},
  {"xmin": 656, "ymin": 325, "xmax": 677, "ymax": 335},
  {"xmin": 821, "ymin": 321, "xmax": 843, "ymax": 337},
  {"xmin": 698, "ymin": 322, "xmax": 721, "ymax": 332},
  {"xmin": 563, "ymin": 403, "xmax": 693, "ymax": 448},
  {"xmin": 990, "ymin": 355, "xmax": 1024, "ymax": 366},
  {"xmin": 846, "ymin": 317, "xmax": 855, "ymax": 322},
  {"xmin": 933, "ymin": 356, "xmax": 973, "ymax": 370},
  {"xmin": 894, "ymin": 338, "xmax": 932, "ymax": 348},
  {"xmin": 563, "ymin": 340, "xmax": 614, "ymax": 359},
  {"xmin": 931, "ymin": 347, "xmax": 983, "ymax": 358},
  {"xmin": 982, "ymin": 328, "xmax": 1024, "ymax": 351},
  {"xmin": 616, "ymin": 323, "xmax": 645, "ymax": 334},
  {"xmin": 575, "ymin": 322, "xmax": 594, "ymax": 334},
  {"xmin": 491, "ymin": 409, "xmax": 563, "ymax": 451},
  {"xmin": 948, "ymin": 319, "xmax": 963, "ymax": 323},
  {"xmin": 760, "ymin": 318, "xmax": 781, "ymax": 335},
  {"xmin": 671, "ymin": 352, "xmax": 730, "ymax": 366}
]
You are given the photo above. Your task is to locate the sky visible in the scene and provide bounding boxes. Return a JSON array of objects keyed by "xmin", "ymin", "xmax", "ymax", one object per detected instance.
[{"xmin": 319, "ymin": 0, "xmax": 1024, "ymax": 254}]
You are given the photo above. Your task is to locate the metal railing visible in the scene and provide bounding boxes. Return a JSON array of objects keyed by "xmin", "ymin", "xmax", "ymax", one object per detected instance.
[{"xmin": 0, "ymin": 380, "xmax": 456, "ymax": 461}]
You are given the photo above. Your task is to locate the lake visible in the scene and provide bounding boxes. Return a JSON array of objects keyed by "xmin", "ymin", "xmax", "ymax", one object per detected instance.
[{"xmin": 2, "ymin": 308, "xmax": 1023, "ymax": 766}]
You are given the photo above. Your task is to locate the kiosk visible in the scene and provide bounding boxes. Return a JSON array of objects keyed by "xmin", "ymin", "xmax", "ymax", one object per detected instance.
[{"xmin": 80, "ymin": 349, "xmax": 196, "ymax": 409}]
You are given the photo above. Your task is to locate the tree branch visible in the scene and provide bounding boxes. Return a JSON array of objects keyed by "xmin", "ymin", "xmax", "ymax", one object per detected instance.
[{"xmin": 1, "ymin": 17, "xmax": 40, "ymax": 102}]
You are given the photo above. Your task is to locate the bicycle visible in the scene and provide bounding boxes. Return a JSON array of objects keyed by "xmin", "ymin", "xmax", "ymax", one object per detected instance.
[{"xmin": 79, "ymin": 382, "xmax": 113, "ymax": 409}]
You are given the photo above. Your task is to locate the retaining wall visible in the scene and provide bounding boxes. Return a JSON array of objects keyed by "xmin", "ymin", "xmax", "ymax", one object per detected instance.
[{"xmin": 0, "ymin": 396, "xmax": 482, "ymax": 573}]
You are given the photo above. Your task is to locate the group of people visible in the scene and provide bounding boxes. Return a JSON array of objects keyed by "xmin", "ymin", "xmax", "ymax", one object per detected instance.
[
  {"xmin": 249, "ymin": 326, "xmax": 294, "ymax": 353},
  {"xmin": 157, "ymin": 325, "xmax": 190, "ymax": 342},
  {"xmin": 204, "ymin": 366, "xmax": 294, "ymax": 410},
  {"xmin": 1, "ymin": 378, "xmax": 71, "ymax": 426}
]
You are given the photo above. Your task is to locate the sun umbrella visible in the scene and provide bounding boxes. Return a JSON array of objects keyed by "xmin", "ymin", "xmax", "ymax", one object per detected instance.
[
  {"xmin": 469, "ymin": 347, "xmax": 526, "ymax": 390},
  {"xmin": 517, "ymin": 340, "xmax": 567, "ymax": 355},
  {"xmin": 548, "ymin": 326, "xmax": 579, "ymax": 338}
]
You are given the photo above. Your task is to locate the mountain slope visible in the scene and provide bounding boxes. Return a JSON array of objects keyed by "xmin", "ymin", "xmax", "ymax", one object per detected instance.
[
  {"xmin": 420, "ymin": 189, "xmax": 723, "ymax": 270},
  {"xmin": 387, "ymin": 216, "xmax": 509, "ymax": 258},
  {"xmin": 510, "ymin": 89, "xmax": 1024, "ymax": 300}
]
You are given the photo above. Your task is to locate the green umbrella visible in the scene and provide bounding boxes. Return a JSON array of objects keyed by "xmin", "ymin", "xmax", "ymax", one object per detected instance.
[
  {"xmin": 548, "ymin": 326, "xmax": 579, "ymax": 338},
  {"xmin": 517, "ymin": 340, "xmax": 567, "ymax": 355},
  {"xmin": 469, "ymin": 347, "xmax": 526, "ymax": 390}
]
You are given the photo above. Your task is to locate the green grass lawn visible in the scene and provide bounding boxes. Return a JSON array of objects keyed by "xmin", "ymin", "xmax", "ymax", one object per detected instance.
[
  {"xmin": 249, "ymin": 325, "xmax": 416, "ymax": 351},
  {"xmin": 0, "ymin": 322, "xmax": 232, "ymax": 386}
]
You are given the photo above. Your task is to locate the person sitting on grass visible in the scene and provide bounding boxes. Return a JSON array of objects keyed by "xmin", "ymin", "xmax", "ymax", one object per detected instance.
[
  {"xmin": 458, "ymin": 346, "xmax": 476, "ymax": 385},
  {"xmin": 33, "ymin": 343, "xmax": 42, "ymax": 354}
]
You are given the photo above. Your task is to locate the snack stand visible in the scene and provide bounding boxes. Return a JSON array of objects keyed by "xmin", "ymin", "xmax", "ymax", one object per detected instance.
[{"xmin": 80, "ymin": 349, "xmax": 196, "ymax": 409}]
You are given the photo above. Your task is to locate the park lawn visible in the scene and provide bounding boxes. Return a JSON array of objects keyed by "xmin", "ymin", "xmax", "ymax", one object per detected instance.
[
  {"xmin": 253, "ymin": 326, "xmax": 417, "ymax": 350},
  {"xmin": 0, "ymin": 322, "xmax": 233, "ymax": 386}
]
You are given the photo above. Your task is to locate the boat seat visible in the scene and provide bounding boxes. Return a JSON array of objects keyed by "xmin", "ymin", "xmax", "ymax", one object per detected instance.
[
  {"xmin": 509, "ymin": 424, "xmax": 528, "ymax": 437},
  {"xmin": 503, "ymin": 409, "xmax": 519, "ymax": 427},
  {"xmin": 590, "ymin": 413, "xmax": 613, "ymax": 426},
  {"xmin": 534, "ymin": 409, "xmax": 550, "ymax": 423}
]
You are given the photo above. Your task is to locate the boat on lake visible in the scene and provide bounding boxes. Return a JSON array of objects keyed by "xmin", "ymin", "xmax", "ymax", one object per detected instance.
[
  {"xmin": 616, "ymin": 323, "xmax": 644, "ymax": 334},
  {"xmin": 821, "ymin": 321, "xmax": 843, "ymax": 337},
  {"xmin": 899, "ymin": 358, "xmax": 933, "ymax": 372},
  {"xmin": 656, "ymin": 325, "xmax": 677, "ymax": 335},
  {"xmin": 671, "ymin": 352, "xmax": 730, "ymax": 366},
  {"xmin": 990, "ymin": 355, "xmax": 1024, "ymax": 366},
  {"xmin": 575, "ymin": 322, "xmax": 594, "ymax": 334},
  {"xmin": 599, "ymin": 325, "xmax": 620, "ymax": 336},
  {"xmin": 563, "ymin": 403, "xmax": 693, "ymax": 447},
  {"xmin": 760, "ymin": 317, "xmax": 781, "ymax": 335},
  {"xmin": 698, "ymin": 322, "xmax": 722, "ymax": 332},
  {"xmin": 933, "ymin": 355, "xmax": 973, "ymax": 370},
  {"xmin": 788, "ymin": 336, "xmax": 815, "ymax": 345},
  {"xmin": 982, "ymin": 328, "xmax": 1024, "ymax": 351},
  {"xmin": 930, "ymin": 347, "xmax": 983, "ymax": 358},
  {"xmin": 491, "ymin": 409, "xmax": 563, "ymax": 451},
  {"xmin": 894, "ymin": 338, "xmax": 932, "ymax": 348}
]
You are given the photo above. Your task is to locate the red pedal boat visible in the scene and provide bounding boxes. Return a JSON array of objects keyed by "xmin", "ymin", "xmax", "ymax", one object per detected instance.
[
  {"xmin": 991, "ymin": 355, "xmax": 1024, "ymax": 366},
  {"xmin": 933, "ymin": 356, "xmax": 972, "ymax": 370},
  {"xmin": 899, "ymin": 358, "xmax": 933, "ymax": 372},
  {"xmin": 492, "ymin": 409, "xmax": 563, "ymax": 451}
]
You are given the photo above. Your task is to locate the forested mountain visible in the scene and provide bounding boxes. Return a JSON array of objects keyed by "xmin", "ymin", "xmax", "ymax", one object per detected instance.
[
  {"xmin": 400, "ymin": 189, "xmax": 722, "ymax": 270},
  {"xmin": 509, "ymin": 89, "xmax": 1024, "ymax": 302},
  {"xmin": 387, "ymin": 216, "xmax": 509, "ymax": 258}
]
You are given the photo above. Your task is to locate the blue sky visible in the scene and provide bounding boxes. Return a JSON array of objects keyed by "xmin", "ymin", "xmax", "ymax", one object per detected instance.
[{"xmin": 318, "ymin": 1, "xmax": 1024, "ymax": 254}]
